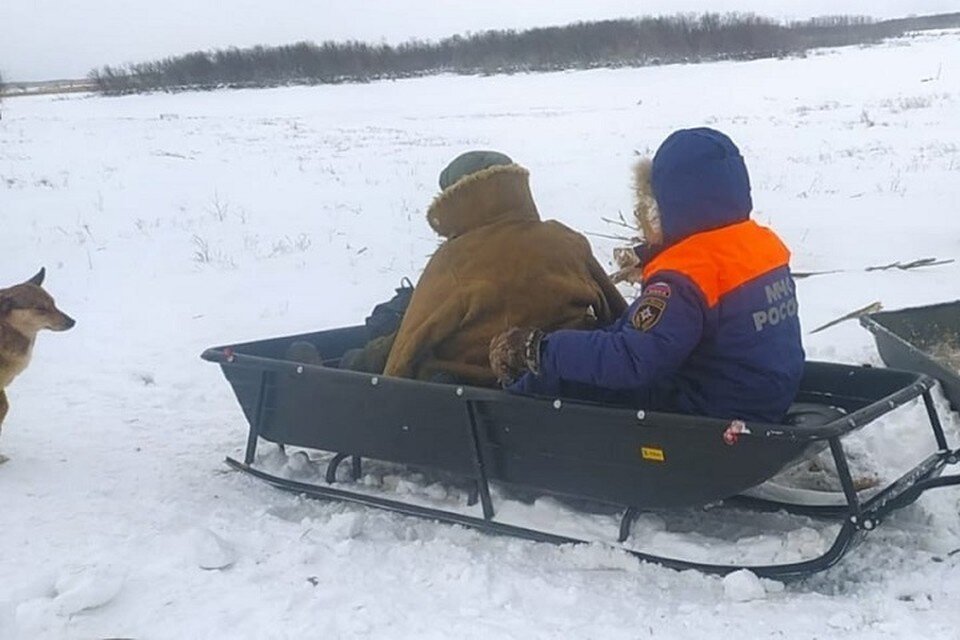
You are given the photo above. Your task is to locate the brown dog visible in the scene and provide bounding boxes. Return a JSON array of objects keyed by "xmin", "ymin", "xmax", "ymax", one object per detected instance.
[{"xmin": 0, "ymin": 268, "xmax": 75, "ymax": 462}]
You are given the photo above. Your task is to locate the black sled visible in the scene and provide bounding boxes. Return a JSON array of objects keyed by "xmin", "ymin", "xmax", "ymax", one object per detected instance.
[{"xmin": 202, "ymin": 324, "xmax": 960, "ymax": 579}]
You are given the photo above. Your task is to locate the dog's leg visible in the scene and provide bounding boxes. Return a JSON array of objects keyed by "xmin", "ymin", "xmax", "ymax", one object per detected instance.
[{"xmin": 0, "ymin": 389, "xmax": 7, "ymax": 465}]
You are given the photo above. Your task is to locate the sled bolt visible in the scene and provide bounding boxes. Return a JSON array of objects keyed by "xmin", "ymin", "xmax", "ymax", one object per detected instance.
[
  {"xmin": 636, "ymin": 410, "xmax": 646, "ymax": 421},
  {"xmin": 296, "ymin": 366, "xmax": 303, "ymax": 374},
  {"xmin": 456, "ymin": 387, "xmax": 464, "ymax": 397},
  {"xmin": 862, "ymin": 519, "xmax": 876, "ymax": 530},
  {"xmin": 371, "ymin": 377, "xmax": 379, "ymax": 386},
  {"xmin": 553, "ymin": 399, "xmax": 562, "ymax": 410}
]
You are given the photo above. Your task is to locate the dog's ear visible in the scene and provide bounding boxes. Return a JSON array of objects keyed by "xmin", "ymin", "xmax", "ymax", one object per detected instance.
[{"xmin": 27, "ymin": 267, "xmax": 46, "ymax": 287}]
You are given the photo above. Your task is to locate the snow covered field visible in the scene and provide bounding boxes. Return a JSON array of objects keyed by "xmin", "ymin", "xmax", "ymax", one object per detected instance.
[{"xmin": 2, "ymin": 29, "xmax": 960, "ymax": 639}]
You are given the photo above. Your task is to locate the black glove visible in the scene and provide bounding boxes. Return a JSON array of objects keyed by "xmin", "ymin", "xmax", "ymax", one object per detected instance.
[{"xmin": 489, "ymin": 327, "xmax": 544, "ymax": 385}]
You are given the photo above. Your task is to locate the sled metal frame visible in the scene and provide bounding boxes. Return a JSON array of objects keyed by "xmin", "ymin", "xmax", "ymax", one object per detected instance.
[{"xmin": 221, "ymin": 363, "xmax": 960, "ymax": 580}]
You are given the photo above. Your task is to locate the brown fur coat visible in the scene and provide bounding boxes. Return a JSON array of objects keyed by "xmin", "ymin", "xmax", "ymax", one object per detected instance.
[{"xmin": 383, "ymin": 164, "xmax": 627, "ymax": 386}]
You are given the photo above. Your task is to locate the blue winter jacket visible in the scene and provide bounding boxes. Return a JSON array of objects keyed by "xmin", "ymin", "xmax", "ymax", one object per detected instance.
[{"xmin": 511, "ymin": 128, "xmax": 804, "ymax": 423}]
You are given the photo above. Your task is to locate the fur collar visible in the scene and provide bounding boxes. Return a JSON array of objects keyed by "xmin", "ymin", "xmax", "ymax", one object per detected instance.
[
  {"xmin": 426, "ymin": 164, "xmax": 540, "ymax": 239},
  {"xmin": 632, "ymin": 158, "xmax": 662, "ymax": 246}
]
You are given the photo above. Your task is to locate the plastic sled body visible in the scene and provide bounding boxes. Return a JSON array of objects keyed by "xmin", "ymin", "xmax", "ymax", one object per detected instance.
[{"xmin": 202, "ymin": 325, "xmax": 960, "ymax": 579}]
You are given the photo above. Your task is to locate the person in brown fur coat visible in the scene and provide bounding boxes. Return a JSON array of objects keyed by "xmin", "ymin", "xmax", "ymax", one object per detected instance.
[{"xmin": 381, "ymin": 150, "xmax": 627, "ymax": 387}]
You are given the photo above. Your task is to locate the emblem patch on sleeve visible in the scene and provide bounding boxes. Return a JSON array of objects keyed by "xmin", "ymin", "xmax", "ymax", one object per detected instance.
[
  {"xmin": 643, "ymin": 282, "xmax": 672, "ymax": 299},
  {"xmin": 631, "ymin": 281, "xmax": 671, "ymax": 331},
  {"xmin": 631, "ymin": 296, "xmax": 667, "ymax": 332}
]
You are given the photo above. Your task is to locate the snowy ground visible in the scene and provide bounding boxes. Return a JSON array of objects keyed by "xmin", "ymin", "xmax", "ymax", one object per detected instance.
[{"xmin": 2, "ymin": 29, "xmax": 960, "ymax": 639}]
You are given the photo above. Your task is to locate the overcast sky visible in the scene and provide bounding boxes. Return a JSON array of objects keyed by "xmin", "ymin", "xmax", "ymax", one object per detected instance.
[{"xmin": 3, "ymin": 1, "xmax": 957, "ymax": 81}]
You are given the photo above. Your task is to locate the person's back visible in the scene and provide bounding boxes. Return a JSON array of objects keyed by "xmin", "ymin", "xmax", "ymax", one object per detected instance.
[
  {"xmin": 493, "ymin": 129, "xmax": 804, "ymax": 423},
  {"xmin": 384, "ymin": 151, "xmax": 627, "ymax": 386},
  {"xmin": 621, "ymin": 215, "xmax": 803, "ymax": 421}
]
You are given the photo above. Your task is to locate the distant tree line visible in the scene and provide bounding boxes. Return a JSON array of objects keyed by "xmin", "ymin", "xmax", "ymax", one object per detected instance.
[{"xmin": 88, "ymin": 12, "xmax": 960, "ymax": 94}]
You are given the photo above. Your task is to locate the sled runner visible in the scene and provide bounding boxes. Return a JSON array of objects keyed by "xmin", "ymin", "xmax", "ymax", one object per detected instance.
[{"xmin": 202, "ymin": 325, "xmax": 960, "ymax": 579}]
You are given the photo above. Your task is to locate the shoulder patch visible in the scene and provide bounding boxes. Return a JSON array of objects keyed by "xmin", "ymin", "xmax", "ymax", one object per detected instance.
[
  {"xmin": 631, "ymin": 296, "xmax": 667, "ymax": 332},
  {"xmin": 642, "ymin": 282, "xmax": 672, "ymax": 298}
]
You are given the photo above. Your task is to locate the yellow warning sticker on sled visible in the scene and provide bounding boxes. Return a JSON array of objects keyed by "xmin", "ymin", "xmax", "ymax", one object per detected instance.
[{"xmin": 640, "ymin": 446, "xmax": 665, "ymax": 462}]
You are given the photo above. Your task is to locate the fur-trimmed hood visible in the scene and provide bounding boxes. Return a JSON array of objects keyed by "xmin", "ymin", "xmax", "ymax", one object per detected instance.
[
  {"xmin": 426, "ymin": 164, "xmax": 540, "ymax": 239},
  {"xmin": 634, "ymin": 128, "xmax": 753, "ymax": 247},
  {"xmin": 632, "ymin": 158, "xmax": 663, "ymax": 246}
]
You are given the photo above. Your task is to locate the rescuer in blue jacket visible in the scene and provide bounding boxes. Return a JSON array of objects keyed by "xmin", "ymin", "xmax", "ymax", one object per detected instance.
[{"xmin": 489, "ymin": 127, "xmax": 804, "ymax": 423}]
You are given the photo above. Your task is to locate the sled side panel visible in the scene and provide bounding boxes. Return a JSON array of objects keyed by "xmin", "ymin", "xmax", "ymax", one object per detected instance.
[
  {"xmin": 474, "ymin": 399, "xmax": 807, "ymax": 509},
  {"xmin": 221, "ymin": 365, "xmax": 266, "ymax": 428},
  {"xmin": 254, "ymin": 366, "xmax": 477, "ymax": 474}
]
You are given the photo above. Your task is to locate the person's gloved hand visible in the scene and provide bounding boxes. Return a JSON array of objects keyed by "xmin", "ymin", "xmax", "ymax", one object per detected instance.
[{"xmin": 489, "ymin": 327, "xmax": 544, "ymax": 385}]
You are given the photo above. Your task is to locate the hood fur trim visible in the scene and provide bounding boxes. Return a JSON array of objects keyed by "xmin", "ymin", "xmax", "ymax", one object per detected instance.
[
  {"xmin": 426, "ymin": 164, "xmax": 540, "ymax": 239},
  {"xmin": 632, "ymin": 158, "xmax": 663, "ymax": 246}
]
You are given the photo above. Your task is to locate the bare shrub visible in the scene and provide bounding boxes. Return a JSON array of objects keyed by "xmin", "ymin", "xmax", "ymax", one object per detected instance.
[
  {"xmin": 191, "ymin": 234, "xmax": 236, "ymax": 268},
  {"xmin": 192, "ymin": 235, "xmax": 212, "ymax": 264},
  {"xmin": 207, "ymin": 191, "xmax": 230, "ymax": 222},
  {"xmin": 269, "ymin": 234, "xmax": 312, "ymax": 258},
  {"xmin": 881, "ymin": 95, "xmax": 939, "ymax": 113}
]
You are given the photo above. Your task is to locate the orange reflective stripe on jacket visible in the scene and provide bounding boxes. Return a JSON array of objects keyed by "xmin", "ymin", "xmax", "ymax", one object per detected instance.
[{"xmin": 641, "ymin": 220, "xmax": 791, "ymax": 308}]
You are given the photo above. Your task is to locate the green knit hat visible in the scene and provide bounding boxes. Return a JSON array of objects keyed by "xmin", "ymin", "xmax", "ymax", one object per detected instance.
[{"xmin": 438, "ymin": 150, "xmax": 513, "ymax": 190}]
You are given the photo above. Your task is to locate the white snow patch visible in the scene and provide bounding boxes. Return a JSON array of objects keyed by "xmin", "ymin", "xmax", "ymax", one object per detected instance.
[
  {"xmin": 52, "ymin": 566, "xmax": 126, "ymax": 616},
  {"xmin": 188, "ymin": 528, "xmax": 238, "ymax": 570},
  {"xmin": 722, "ymin": 569, "xmax": 767, "ymax": 602}
]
